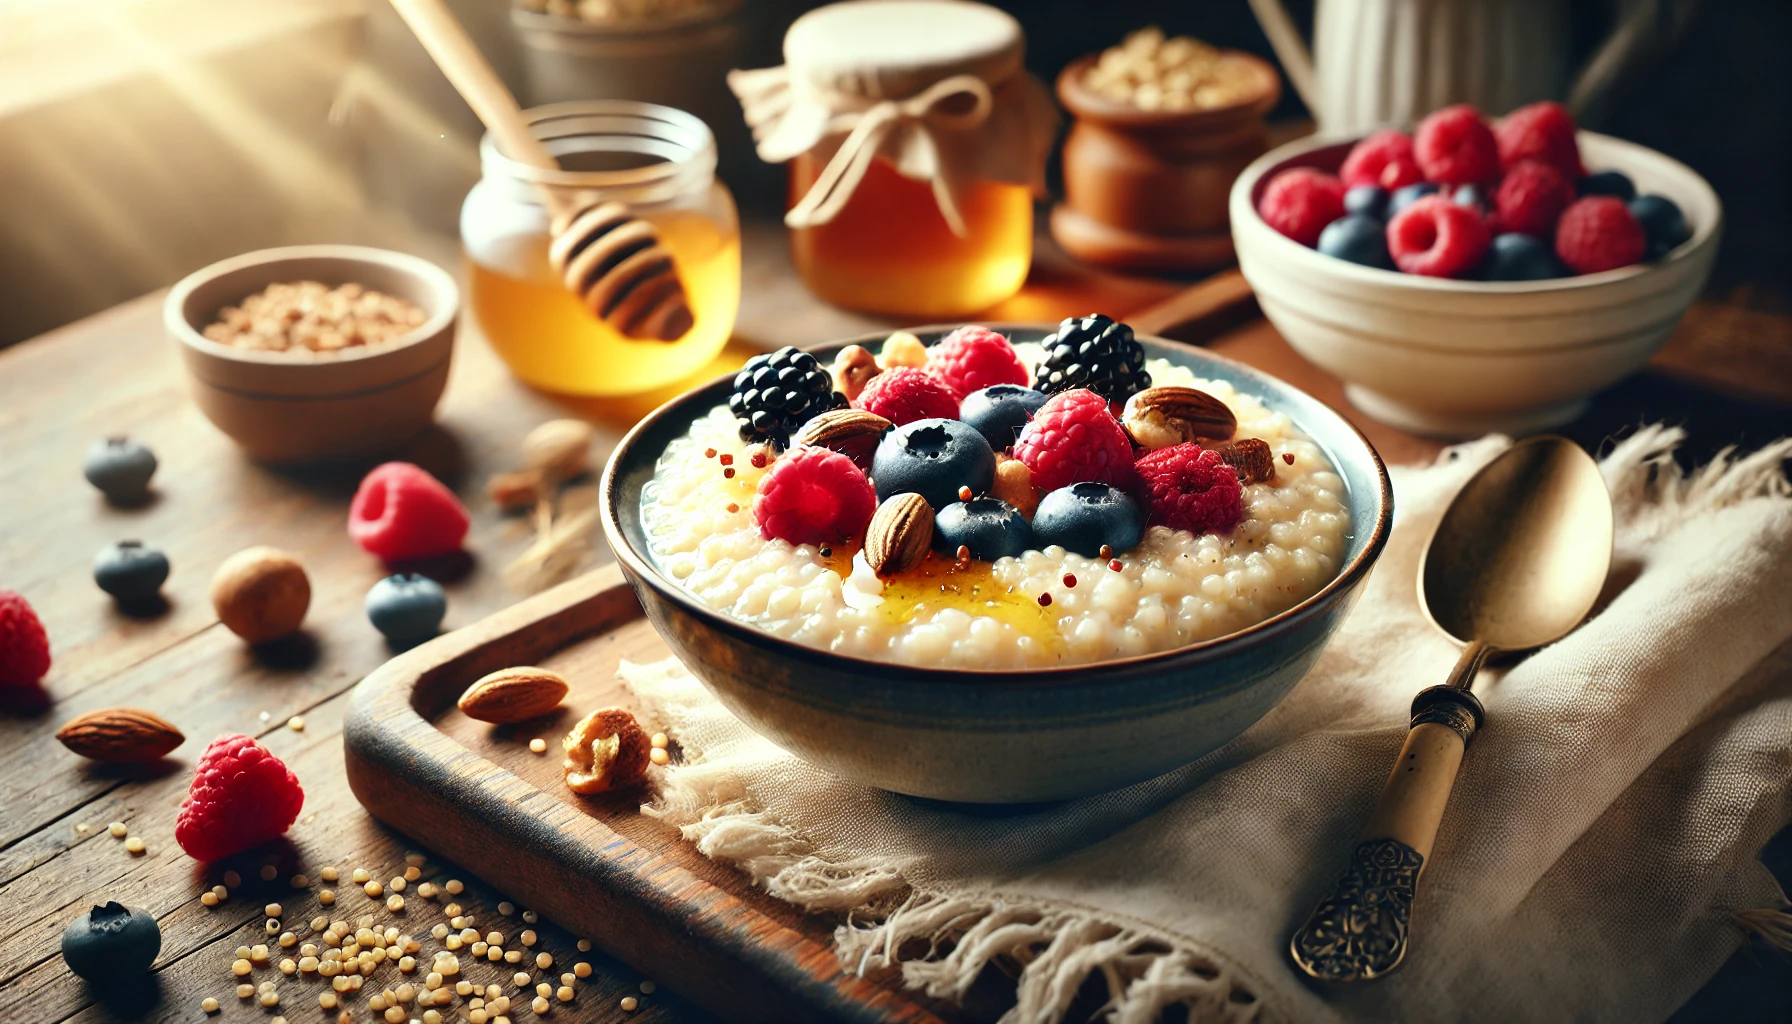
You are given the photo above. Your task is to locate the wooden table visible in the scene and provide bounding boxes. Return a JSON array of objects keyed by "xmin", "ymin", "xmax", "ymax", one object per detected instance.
[{"xmin": 1, "ymin": 217, "xmax": 1786, "ymax": 1024}]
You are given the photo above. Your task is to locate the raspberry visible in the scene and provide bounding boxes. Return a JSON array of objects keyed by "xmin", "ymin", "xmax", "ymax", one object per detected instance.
[
  {"xmin": 752, "ymin": 446, "xmax": 875, "ymax": 545},
  {"xmin": 1495, "ymin": 100, "xmax": 1583, "ymax": 178},
  {"xmin": 175, "ymin": 734, "xmax": 304, "ymax": 862},
  {"xmin": 348, "ymin": 462, "xmax": 470, "ymax": 562},
  {"xmin": 853, "ymin": 366, "xmax": 959, "ymax": 426},
  {"xmin": 1339, "ymin": 130, "xmax": 1424, "ymax": 190},
  {"xmin": 0, "ymin": 590, "xmax": 50, "ymax": 689},
  {"xmin": 1413, "ymin": 105, "xmax": 1500, "ymax": 185},
  {"xmin": 924, "ymin": 326, "xmax": 1027, "ymax": 399},
  {"xmin": 1387, "ymin": 196, "xmax": 1491, "ymax": 277},
  {"xmin": 1491, "ymin": 159, "xmax": 1575, "ymax": 237},
  {"xmin": 1011, "ymin": 389, "xmax": 1135, "ymax": 492},
  {"xmin": 1134, "ymin": 443, "xmax": 1243, "ymax": 534},
  {"xmin": 1555, "ymin": 196, "xmax": 1646, "ymax": 275},
  {"xmin": 1256, "ymin": 167, "xmax": 1347, "ymax": 247}
]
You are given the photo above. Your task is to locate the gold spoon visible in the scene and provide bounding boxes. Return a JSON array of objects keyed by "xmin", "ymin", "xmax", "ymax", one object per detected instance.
[{"xmin": 1290, "ymin": 435, "xmax": 1613, "ymax": 984}]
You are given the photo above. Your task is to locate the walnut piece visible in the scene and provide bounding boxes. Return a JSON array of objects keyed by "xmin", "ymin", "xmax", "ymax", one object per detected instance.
[{"xmin": 562, "ymin": 708, "xmax": 652, "ymax": 795}]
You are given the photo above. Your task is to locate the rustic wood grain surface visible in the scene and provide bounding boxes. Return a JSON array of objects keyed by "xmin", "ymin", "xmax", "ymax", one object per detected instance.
[{"xmin": 0, "ymin": 216, "xmax": 1786, "ymax": 1024}]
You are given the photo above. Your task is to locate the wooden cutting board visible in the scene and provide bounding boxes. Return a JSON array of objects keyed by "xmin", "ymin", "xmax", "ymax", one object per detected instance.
[{"xmin": 342, "ymin": 564, "xmax": 987, "ymax": 1024}]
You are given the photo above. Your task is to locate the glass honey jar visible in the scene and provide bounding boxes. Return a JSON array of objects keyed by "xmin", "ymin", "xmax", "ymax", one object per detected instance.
[
  {"xmin": 730, "ymin": 0, "xmax": 1056, "ymax": 319},
  {"xmin": 462, "ymin": 100, "xmax": 739, "ymax": 396}
]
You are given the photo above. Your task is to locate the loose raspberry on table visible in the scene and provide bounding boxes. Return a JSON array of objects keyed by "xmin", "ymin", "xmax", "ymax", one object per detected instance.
[
  {"xmin": 1339, "ymin": 130, "xmax": 1424, "ymax": 191},
  {"xmin": 1388, "ymin": 196, "xmax": 1491, "ymax": 277},
  {"xmin": 1012, "ymin": 388, "xmax": 1135, "ymax": 492},
  {"xmin": 1134, "ymin": 443, "xmax": 1244, "ymax": 534},
  {"xmin": 175, "ymin": 734, "xmax": 304, "ymax": 862},
  {"xmin": 1555, "ymin": 196, "xmax": 1646, "ymax": 275},
  {"xmin": 0, "ymin": 590, "xmax": 50, "ymax": 689},
  {"xmin": 1491, "ymin": 159, "xmax": 1575, "ymax": 237},
  {"xmin": 924, "ymin": 326, "xmax": 1028, "ymax": 399},
  {"xmin": 853, "ymin": 366, "xmax": 959, "ymax": 426},
  {"xmin": 1257, "ymin": 167, "xmax": 1347, "ymax": 247},
  {"xmin": 1495, "ymin": 100, "xmax": 1584, "ymax": 178},
  {"xmin": 348, "ymin": 462, "xmax": 470, "ymax": 562},
  {"xmin": 1413, "ymin": 104, "xmax": 1500, "ymax": 185},
  {"xmin": 753, "ymin": 446, "xmax": 876, "ymax": 546}
]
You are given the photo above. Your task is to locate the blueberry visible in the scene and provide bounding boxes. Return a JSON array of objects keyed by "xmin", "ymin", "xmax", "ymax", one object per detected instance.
[
  {"xmin": 958, "ymin": 385, "xmax": 1047, "ymax": 452},
  {"xmin": 83, "ymin": 437, "xmax": 157, "ymax": 503},
  {"xmin": 1389, "ymin": 182, "xmax": 1440, "ymax": 217},
  {"xmin": 1032, "ymin": 483, "xmax": 1142, "ymax": 558},
  {"xmin": 1449, "ymin": 183, "xmax": 1488, "ymax": 211},
  {"xmin": 63, "ymin": 902, "xmax": 161, "ymax": 979},
  {"xmin": 870, "ymin": 418, "xmax": 995, "ymax": 510},
  {"xmin": 1629, "ymin": 194, "xmax": 1690, "ymax": 258},
  {"xmin": 1578, "ymin": 170, "xmax": 1636, "ymax": 200},
  {"xmin": 365, "ymin": 573, "xmax": 447, "ymax": 643},
  {"xmin": 1316, "ymin": 215, "xmax": 1393, "ymax": 269},
  {"xmin": 94, "ymin": 541, "xmax": 169, "ymax": 604},
  {"xmin": 1478, "ymin": 233, "xmax": 1567, "ymax": 281},
  {"xmin": 1343, "ymin": 185, "xmax": 1389, "ymax": 221},
  {"xmin": 933, "ymin": 498, "xmax": 1032, "ymax": 562}
]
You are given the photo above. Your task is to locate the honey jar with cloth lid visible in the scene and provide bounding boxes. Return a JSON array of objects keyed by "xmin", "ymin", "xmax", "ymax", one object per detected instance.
[{"xmin": 729, "ymin": 0, "xmax": 1057, "ymax": 318}]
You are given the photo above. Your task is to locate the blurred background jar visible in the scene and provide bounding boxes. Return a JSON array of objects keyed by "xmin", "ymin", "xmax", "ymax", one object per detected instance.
[
  {"xmin": 509, "ymin": 0, "xmax": 759, "ymax": 184},
  {"xmin": 461, "ymin": 100, "xmax": 739, "ymax": 396},
  {"xmin": 729, "ymin": 0, "xmax": 1058, "ymax": 320}
]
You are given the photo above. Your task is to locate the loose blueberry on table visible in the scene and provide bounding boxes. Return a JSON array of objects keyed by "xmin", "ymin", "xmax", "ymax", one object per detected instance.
[
  {"xmin": 93, "ymin": 540, "xmax": 170, "ymax": 604},
  {"xmin": 642, "ymin": 320, "xmax": 1353, "ymax": 669},
  {"xmin": 1258, "ymin": 100, "xmax": 1691, "ymax": 279},
  {"xmin": 365, "ymin": 572, "xmax": 448, "ymax": 643},
  {"xmin": 83, "ymin": 436, "xmax": 157, "ymax": 503}
]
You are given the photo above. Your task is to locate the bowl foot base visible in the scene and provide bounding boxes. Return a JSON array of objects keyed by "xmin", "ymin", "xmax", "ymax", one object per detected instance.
[
  {"xmin": 1049, "ymin": 205, "xmax": 1236, "ymax": 273},
  {"xmin": 1344, "ymin": 385, "xmax": 1590, "ymax": 439}
]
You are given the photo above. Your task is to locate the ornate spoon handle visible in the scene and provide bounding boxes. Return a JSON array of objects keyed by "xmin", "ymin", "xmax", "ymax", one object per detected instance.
[{"xmin": 1289, "ymin": 684, "xmax": 1485, "ymax": 983}]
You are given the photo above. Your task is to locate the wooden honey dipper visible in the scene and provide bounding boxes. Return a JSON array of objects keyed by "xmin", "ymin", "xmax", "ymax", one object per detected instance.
[{"xmin": 387, "ymin": 0, "xmax": 693, "ymax": 341}]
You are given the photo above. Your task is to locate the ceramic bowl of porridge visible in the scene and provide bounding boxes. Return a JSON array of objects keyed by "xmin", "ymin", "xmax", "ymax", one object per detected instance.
[{"xmin": 601, "ymin": 319, "xmax": 1390, "ymax": 802}]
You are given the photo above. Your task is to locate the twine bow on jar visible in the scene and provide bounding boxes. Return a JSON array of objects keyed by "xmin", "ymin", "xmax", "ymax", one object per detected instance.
[{"xmin": 729, "ymin": 62, "xmax": 1054, "ymax": 238}]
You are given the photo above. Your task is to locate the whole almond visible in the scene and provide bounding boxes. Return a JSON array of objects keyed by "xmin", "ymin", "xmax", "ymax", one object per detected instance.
[
  {"xmin": 56, "ymin": 708, "xmax": 183, "ymax": 762},
  {"xmin": 865, "ymin": 493, "xmax": 933, "ymax": 577},
  {"xmin": 792, "ymin": 409, "xmax": 892, "ymax": 469},
  {"xmin": 1122, "ymin": 386, "xmax": 1238, "ymax": 448},
  {"xmin": 1212, "ymin": 437, "xmax": 1277, "ymax": 484},
  {"xmin": 457, "ymin": 667, "xmax": 570, "ymax": 724}
]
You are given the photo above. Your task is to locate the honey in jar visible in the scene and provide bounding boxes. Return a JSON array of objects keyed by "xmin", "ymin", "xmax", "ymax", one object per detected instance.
[
  {"xmin": 461, "ymin": 101, "xmax": 740, "ymax": 396},
  {"xmin": 730, "ymin": 0, "xmax": 1056, "ymax": 318}
]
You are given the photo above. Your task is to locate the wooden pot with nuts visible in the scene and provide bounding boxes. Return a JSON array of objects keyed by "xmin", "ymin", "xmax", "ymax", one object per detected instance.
[{"xmin": 1050, "ymin": 29, "xmax": 1281, "ymax": 273}]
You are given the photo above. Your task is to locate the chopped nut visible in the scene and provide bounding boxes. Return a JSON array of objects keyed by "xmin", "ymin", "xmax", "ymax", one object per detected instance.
[
  {"xmin": 829, "ymin": 345, "xmax": 881, "ymax": 400},
  {"xmin": 201, "ymin": 281, "xmax": 427, "ymax": 356},
  {"xmin": 877, "ymin": 331, "xmax": 927, "ymax": 370},
  {"xmin": 991, "ymin": 456, "xmax": 1038, "ymax": 519},
  {"xmin": 562, "ymin": 709, "xmax": 651, "ymax": 795},
  {"xmin": 1211, "ymin": 437, "xmax": 1277, "ymax": 484}
]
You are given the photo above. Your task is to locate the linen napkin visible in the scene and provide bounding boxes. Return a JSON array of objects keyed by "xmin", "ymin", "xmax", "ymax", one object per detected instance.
[{"xmin": 623, "ymin": 425, "xmax": 1792, "ymax": 1024}]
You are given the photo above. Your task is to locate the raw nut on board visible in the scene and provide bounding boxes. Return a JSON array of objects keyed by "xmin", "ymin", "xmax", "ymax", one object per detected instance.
[
  {"xmin": 830, "ymin": 345, "xmax": 880, "ymax": 401},
  {"xmin": 56, "ymin": 708, "xmax": 184, "ymax": 762},
  {"xmin": 210, "ymin": 547, "xmax": 310, "ymax": 645},
  {"xmin": 562, "ymin": 708, "xmax": 652, "ymax": 795},
  {"xmin": 458, "ymin": 667, "xmax": 570, "ymax": 724},
  {"xmin": 865, "ymin": 493, "xmax": 933, "ymax": 577},
  {"xmin": 792, "ymin": 409, "xmax": 892, "ymax": 469},
  {"xmin": 487, "ymin": 469, "xmax": 545, "ymax": 511},
  {"xmin": 1121, "ymin": 386, "xmax": 1238, "ymax": 449},
  {"xmin": 1211, "ymin": 437, "xmax": 1276, "ymax": 484},
  {"xmin": 522, "ymin": 419, "xmax": 595, "ymax": 481}
]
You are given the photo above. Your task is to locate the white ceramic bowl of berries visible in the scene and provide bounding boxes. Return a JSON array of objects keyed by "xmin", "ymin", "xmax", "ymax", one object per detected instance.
[{"xmin": 1230, "ymin": 101, "xmax": 1721, "ymax": 437}]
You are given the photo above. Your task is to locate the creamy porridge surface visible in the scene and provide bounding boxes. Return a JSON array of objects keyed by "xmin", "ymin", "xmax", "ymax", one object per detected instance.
[{"xmin": 641, "ymin": 348, "xmax": 1350, "ymax": 669}]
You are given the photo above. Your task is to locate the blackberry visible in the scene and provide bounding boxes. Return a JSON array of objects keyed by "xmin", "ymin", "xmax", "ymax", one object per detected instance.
[
  {"xmin": 728, "ymin": 346, "xmax": 847, "ymax": 447},
  {"xmin": 1033, "ymin": 315, "xmax": 1150, "ymax": 404}
]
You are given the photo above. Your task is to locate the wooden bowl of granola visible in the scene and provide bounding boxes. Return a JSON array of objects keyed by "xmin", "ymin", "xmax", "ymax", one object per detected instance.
[
  {"xmin": 165, "ymin": 245, "xmax": 459, "ymax": 463},
  {"xmin": 1051, "ymin": 30, "xmax": 1280, "ymax": 273}
]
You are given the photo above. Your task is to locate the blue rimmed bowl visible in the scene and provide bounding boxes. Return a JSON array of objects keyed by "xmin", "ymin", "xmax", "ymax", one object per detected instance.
[{"xmin": 600, "ymin": 328, "xmax": 1392, "ymax": 803}]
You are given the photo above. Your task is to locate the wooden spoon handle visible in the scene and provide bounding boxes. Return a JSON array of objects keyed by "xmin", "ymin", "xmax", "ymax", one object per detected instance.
[
  {"xmin": 1288, "ymin": 685, "xmax": 1485, "ymax": 984},
  {"xmin": 385, "ymin": 0, "xmax": 559, "ymax": 174}
]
